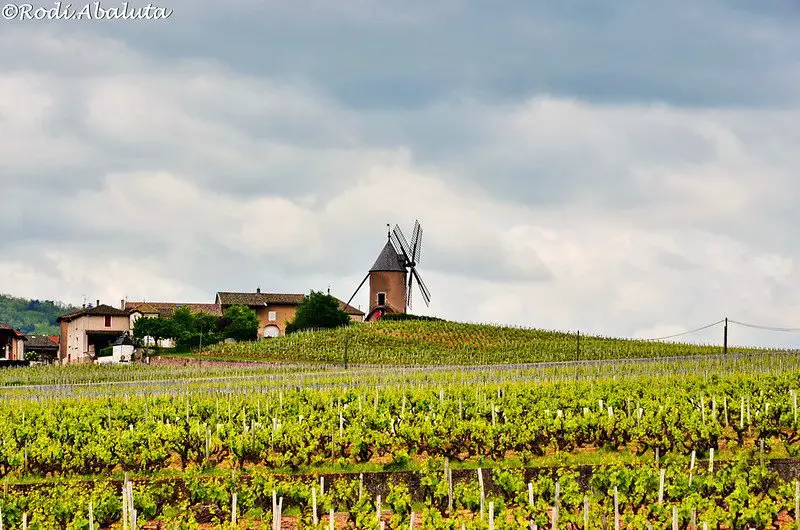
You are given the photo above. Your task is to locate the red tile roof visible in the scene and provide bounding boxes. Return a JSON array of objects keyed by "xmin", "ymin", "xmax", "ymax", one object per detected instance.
[
  {"xmin": 56, "ymin": 304, "xmax": 130, "ymax": 322},
  {"xmin": 0, "ymin": 323, "xmax": 27, "ymax": 338},
  {"xmin": 215, "ymin": 291, "xmax": 364, "ymax": 315},
  {"xmin": 125, "ymin": 302, "xmax": 223, "ymax": 317}
]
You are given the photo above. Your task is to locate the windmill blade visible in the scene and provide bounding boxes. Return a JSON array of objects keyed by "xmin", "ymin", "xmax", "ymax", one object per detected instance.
[
  {"xmin": 345, "ymin": 273, "xmax": 370, "ymax": 310},
  {"xmin": 406, "ymin": 269, "xmax": 415, "ymax": 311},
  {"xmin": 411, "ymin": 267, "xmax": 431, "ymax": 306},
  {"xmin": 410, "ymin": 221, "xmax": 421, "ymax": 261},
  {"xmin": 412, "ymin": 223, "xmax": 423, "ymax": 265},
  {"xmin": 392, "ymin": 225, "xmax": 413, "ymax": 262},
  {"xmin": 389, "ymin": 230, "xmax": 406, "ymax": 260}
]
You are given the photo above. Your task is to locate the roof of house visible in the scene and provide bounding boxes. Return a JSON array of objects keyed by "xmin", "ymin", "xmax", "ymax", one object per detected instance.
[
  {"xmin": 216, "ymin": 291, "xmax": 365, "ymax": 316},
  {"xmin": 125, "ymin": 301, "xmax": 223, "ymax": 318},
  {"xmin": 113, "ymin": 332, "xmax": 134, "ymax": 346},
  {"xmin": 24, "ymin": 335, "xmax": 59, "ymax": 350},
  {"xmin": 370, "ymin": 240, "xmax": 407, "ymax": 273},
  {"xmin": 56, "ymin": 304, "xmax": 130, "ymax": 322},
  {"xmin": 0, "ymin": 324, "xmax": 27, "ymax": 339}
]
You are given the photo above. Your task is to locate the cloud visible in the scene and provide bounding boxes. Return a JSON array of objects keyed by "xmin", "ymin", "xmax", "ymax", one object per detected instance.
[{"xmin": 2, "ymin": 4, "xmax": 800, "ymax": 350}]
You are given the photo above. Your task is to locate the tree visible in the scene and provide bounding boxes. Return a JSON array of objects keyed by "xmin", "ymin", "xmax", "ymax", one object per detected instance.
[
  {"xmin": 221, "ymin": 305, "xmax": 259, "ymax": 341},
  {"xmin": 171, "ymin": 306, "xmax": 223, "ymax": 351},
  {"xmin": 132, "ymin": 316, "xmax": 173, "ymax": 348},
  {"xmin": 286, "ymin": 290, "xmax": 352, "ymax": 334}
]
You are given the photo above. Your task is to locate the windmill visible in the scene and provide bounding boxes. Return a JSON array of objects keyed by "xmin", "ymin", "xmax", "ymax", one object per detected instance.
[{"xmin": 346, "ymin": 220, "xmax": 431, "ymax": 320}]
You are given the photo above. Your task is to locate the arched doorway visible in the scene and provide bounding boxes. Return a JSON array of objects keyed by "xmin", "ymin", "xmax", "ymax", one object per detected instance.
[{"xmin": 263, "ymin": 325, "xmax": 280, "ymax": 338}]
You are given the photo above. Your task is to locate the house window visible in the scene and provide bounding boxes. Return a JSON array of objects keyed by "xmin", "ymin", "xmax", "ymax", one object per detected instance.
[
  {"xmin": 377, "ymin": 292, "xmax": 386, "ymax": 306},
  {"xmin": 268, "ymin": 311, "xmax": 277, "ymax": 322},
  {"xmin": 104, "ymin": 315, "xmax": 112, "ymax": 327}
]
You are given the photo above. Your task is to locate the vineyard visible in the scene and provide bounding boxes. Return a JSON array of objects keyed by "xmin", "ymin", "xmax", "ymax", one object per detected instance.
[
  {"xmin": 201, "ymin": 321, "xmax": 790, "ymax": 366},
  {"xmin": 0, "ymin": 350, "xmax": 799, "ymax": 528}
]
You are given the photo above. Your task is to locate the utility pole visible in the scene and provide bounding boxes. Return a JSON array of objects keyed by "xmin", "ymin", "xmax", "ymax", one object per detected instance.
[{"xmin": 723, "ymin": 318, "xmax": 728, "ymax": 355}]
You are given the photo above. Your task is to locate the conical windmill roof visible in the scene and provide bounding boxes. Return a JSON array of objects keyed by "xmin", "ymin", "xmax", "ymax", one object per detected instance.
[{"xmin": 370, "ymin": 240, "xmax": 406, "ymax": 272}]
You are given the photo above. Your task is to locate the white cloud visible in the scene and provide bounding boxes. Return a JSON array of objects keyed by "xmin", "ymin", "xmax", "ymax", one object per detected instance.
[{"xmin": 2, "ymin": 26, "xmax": 800, "ymax": 351}]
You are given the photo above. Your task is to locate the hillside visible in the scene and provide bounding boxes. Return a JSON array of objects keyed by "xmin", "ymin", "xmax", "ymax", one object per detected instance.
[
  {"xmin": 202, "ymin": 319, "xmax": 785, "ymax": 365},
  {"xmin": 0, "ymin": 294, "xmax": 77, "ymax": 336}
]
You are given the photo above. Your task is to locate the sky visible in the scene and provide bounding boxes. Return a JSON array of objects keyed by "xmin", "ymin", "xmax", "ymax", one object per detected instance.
[{"xmin": 1, "ymin": 0, "xmax": 800, "ymax": 348}]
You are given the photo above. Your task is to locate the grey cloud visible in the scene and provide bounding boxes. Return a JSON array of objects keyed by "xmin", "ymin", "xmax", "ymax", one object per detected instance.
[{"xmin": 59, "ymin": 0, "xmax": 800, "ymax": 110}]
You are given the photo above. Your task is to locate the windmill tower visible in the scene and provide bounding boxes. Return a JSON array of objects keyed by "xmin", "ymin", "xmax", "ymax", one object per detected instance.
[{"xmin": 346, "ymin": 220, "xmax": 432, "ymax": 321}]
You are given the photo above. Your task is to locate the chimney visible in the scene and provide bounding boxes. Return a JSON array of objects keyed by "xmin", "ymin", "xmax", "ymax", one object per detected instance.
[
  {"xmin": 96, "ymin": 299, "xmax": 100, "ymax": 307},
  {"xmin": 121, "ymin": 299, "xmax": 126, "ymax": 310},
  {"xmin": 256, "ymin": 287, "xmax": 261, "ymax": 294}
]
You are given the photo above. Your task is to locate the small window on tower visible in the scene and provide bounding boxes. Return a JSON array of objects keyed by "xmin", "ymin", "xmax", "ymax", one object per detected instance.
[
  {"xmin": 377, "ymin": 292, "xmax": 386, "ymax": 306},
  {"xmin": 104, "ymin": 315, "xmax": 112, "ymax": 327},
  {"xmin": 268, "ymin": 311, "xmax": 277, "ymax": 322}
]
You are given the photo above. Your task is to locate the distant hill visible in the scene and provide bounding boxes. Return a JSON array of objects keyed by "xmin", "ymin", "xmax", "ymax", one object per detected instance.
[{"xmin": 0, "ymin": 294, "xmax": 78, "ymax": 336}]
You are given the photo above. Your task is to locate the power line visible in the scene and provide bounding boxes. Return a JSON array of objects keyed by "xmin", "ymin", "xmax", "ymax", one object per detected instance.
[
  {"xmin": 728, "ymin": 319, "xmax": 800, "ymax": 332},
  {"xmin": 641, "ymin": 319, "xmax": 725, "ymax": 341}
]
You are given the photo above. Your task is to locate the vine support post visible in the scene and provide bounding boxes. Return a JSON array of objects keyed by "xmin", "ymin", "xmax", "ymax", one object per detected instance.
[
  {"xmin": 312, "ymin": 485, "xmax": 318, "ymax": 525},
  {"xmin": 478, "ymin": 468, "xmax": 485, "ymax": 519},
  {"xmin": 231, "ymin": 493, "xmax": 237, "ymax": 526},
  {"xmin": 723, "ymin": 317, "xmax": 728, "ymax": 355},
  {"xmin": 795, "ymin": 480, "xmax": 799, "ymax": 527},
  {"xmin": 583, "ymin": 495, "xmax": 589, "ymax": 529},
  {"xmin": 613, "ymin": 486, "xmax": 619, "ymax": 530},
  {"xmin": 552, "ymin": 480, "xmax": 560, "ymax": 530}
]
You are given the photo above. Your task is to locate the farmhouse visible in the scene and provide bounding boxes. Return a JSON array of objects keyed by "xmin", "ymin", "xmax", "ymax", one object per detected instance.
[
  {"xmin": 0, "ymin": 323, "xmax": 26, "ymax": 361},
  {"xmin": 215, "ymin": 289, "xmax": 364, "ymax": 338},
  {"xmin": 23, "ymin": 335, "xmax": 59, "ymax": 364},
  {"xmin": 56, "ymin": 301, "xmax": 133, "ymax": 364},
  {"xmin": 123, "ymin": 301, "xmax": 223, "ymax": 347}
]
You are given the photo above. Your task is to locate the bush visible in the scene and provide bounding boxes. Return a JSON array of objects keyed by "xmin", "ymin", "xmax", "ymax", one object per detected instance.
[{"xmin": 97, "ymin": 346, "xmax": 113, "ymax": 357}]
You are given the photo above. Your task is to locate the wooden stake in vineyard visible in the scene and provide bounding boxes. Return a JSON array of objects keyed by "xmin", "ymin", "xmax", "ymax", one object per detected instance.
[
  {"xmin": 312, "ymin": 485, "xmax": 318, "ymax": 525},
  {"xmin": 552, "ymin": 480, "xmax": 560, "ymax": 530},
  {"xmin": 583, "ymin": 496, "xmax": 589, "ymax": 529},
  {"xmin": 478, "ymin": 468, "xmax": 485, "ymax": 518},
  {"xmin": 231, "ymin": 493, "xmax": 238, "ymax": 526}
]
